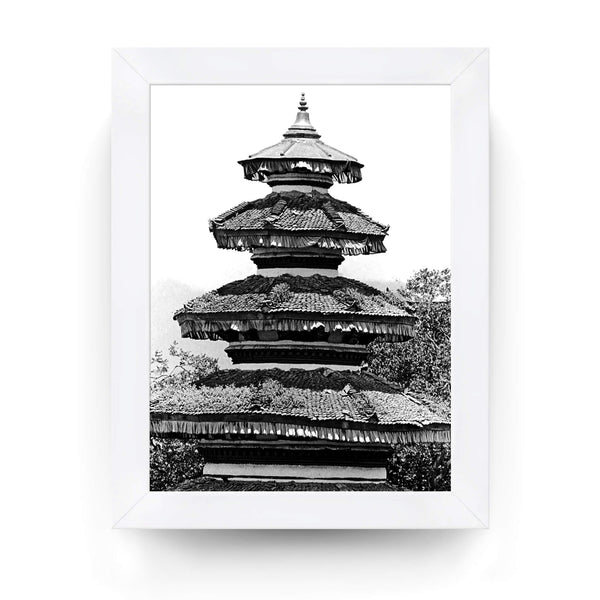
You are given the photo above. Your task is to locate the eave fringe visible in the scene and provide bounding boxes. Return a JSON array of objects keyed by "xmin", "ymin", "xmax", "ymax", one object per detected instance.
[
  {"xmin": 212, "ymin": 232, "xmax": 387, "ymax": 255},
  {"xmin": 239, "ymin": 159, "xmax": 363, "ymax": 184},
  {"xmin": 177, "ymin": 316, "xmax": 414, "ymax": 342},
  {"xmin": 151, "ymin": 419, "xmax": 451, "ymax": 444}
]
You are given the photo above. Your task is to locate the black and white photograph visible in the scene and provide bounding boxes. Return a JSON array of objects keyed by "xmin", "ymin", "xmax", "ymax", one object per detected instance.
[{"xmin": 150, "ymin": 85, "xmax": 451, "ymax": 491}]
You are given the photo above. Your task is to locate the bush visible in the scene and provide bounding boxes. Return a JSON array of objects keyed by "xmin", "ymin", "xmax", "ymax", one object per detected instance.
[
  {"xmin": 150, "ymin": 436, "xmax": 205, "ymax": 490},
  {"xmin": 387, "ymin": 443, "xmax": 451, "ymax": 491}
]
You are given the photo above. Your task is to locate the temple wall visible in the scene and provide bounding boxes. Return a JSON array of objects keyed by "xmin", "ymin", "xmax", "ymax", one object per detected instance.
[
  {"xmin": 269, "ymin": 184, "xmax": 330, "ymax": 193},
  {"xmin": 233, "ymin": 362, "xmax": 361, "ymax": 371},
  {"xmin": 256, "ymin": 266, "xmax": 338, "ymax": 278}
]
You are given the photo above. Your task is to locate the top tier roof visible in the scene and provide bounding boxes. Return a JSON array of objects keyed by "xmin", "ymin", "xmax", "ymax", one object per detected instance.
[{"xmin": 238, "ymin": 93, "xmax": 364, "ymax": 185}]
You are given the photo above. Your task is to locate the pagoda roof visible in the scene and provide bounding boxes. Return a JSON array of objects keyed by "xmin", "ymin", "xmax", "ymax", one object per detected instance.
[
  {"xmin": 150, "ymin": 367, "xmax": 450, "ymax": 432},
  {"xmin": 209, "ymin": 191, "xmax": 388, "ymax": 255},
  {"xmin": 174, "ymin": 274, "xmax": 415, "ymax": 342},
  {"xmin": 239, "ymin": 94, "xmax": 363, "ymax": 184}
]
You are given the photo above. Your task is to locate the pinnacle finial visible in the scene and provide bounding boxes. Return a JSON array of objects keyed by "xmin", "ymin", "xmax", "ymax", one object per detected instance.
[
  {"xmin": 283, "ymin": 92, "xmax": 319, "ymax": 139},
  {"xmin": 298, "ymin": 92, "xmax": 308, "ymax": 112}
]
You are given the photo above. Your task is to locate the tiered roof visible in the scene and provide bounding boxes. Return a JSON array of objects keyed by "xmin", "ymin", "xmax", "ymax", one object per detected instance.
[
  {"xmin": 151, "ymin": 367, "xmax": 450, "ymax": 445},
  {"xmin": 209, "ymin": 190, "xmax": 389, "ymax": 255},
  {"xmin": 174, "ymin": 274, "xmax": 415, "ymax": 342},
  {"xmin": 157, "ymin": 93, "xmax": 451, "ymax": 454},
  {"xmin": 239, "ymin": 93, "xmax": 363, "ymax": 184}
]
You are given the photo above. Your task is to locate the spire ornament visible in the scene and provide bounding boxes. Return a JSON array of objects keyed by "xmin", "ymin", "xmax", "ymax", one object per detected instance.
[
  {"xmin": 283, "ymin": 92, "xmax": 320, "ymax": 139},
  {"xmin": 298, "ymin": 92, "xmax": 308, "ymax": 111}
]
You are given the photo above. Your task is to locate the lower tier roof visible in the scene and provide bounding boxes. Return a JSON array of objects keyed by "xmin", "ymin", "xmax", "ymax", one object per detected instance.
[
  {"xmin": 150, "ymin": 367, "xmax": 450, "ymax": 431},
  {"xmin": 151, "ymin": 419, "xmax": 450, "ymax": 445}
]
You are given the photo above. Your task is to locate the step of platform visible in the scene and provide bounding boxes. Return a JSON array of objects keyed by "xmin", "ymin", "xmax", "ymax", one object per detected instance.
[{"xmin": 203, "ymin": 462, "xmax": 387, "ymax": 482}]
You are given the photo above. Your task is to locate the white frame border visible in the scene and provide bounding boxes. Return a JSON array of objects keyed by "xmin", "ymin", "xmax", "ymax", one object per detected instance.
[{"xmin": 112, "ymin": 48, "xmax": 489, "ymax": 529}]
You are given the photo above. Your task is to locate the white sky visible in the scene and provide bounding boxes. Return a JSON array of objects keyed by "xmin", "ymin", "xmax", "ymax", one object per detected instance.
[{"xmin": 151, "ymin": 85, "xmax": 450, "ymax": 290}]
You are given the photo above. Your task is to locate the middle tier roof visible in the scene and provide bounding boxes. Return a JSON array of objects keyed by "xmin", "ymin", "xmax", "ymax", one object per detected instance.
[
  {"xmin": 209, "ymin": 190, "xmax": 389, "ymax": 255},
  {"xmin": 174, "ymin": 274, "xmax": 415, "ymax": 342}
]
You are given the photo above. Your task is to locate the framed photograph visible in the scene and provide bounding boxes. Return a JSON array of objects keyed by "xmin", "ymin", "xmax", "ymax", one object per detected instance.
[{"xmin": 112, "ymin": 48, "xmax": 489, "ymax": 528}]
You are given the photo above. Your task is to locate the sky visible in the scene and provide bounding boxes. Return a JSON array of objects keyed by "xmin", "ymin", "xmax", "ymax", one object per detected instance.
[
  {"xmin": 150, "ymin": 85, "xmax": 450, "ymax": 363},
  {"xmin": 151, "ymin": 84, "xmax": 450, "ymax": 290}
]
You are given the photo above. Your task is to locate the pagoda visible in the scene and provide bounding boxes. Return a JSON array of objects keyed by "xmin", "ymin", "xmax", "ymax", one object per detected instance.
[{"xmin": 151, "ymin": 94, "xmax": 450, "ymax": 483}]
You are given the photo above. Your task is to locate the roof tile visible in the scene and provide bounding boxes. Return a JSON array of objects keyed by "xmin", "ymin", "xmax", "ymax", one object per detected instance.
[
  {"xmin": 210, "ymin": 191, "xmax": 388, "ymax": 237},
  {"xmin": 178, "ymin": 274, "xmax": 411, "ymax": 319},
  {"xmin": 150, "ymin": 368, "xmax": 449, "ymax": 427}
]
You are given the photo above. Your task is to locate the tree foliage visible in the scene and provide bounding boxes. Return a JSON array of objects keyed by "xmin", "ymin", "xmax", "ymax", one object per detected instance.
[
  {"xmin": 368, "ymin": 268, "xmax": 451, "ymax": 410},
  {"xmin": 150, "ymin": 344, "xmax": 218, "ymax": 489},
  {"xmin": 387, "ymin": 443, "xmax": 451, "ymax": 491},
  {"xmin": 150, "ymin": 437, "xmax": 205, "ymax": 490},
  {"xmin": 151, "ymin": 341, "xmax": 218, "ymax": 392}
]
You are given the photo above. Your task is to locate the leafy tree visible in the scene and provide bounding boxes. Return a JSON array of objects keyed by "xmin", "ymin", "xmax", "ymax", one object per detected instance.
[
  {"xmin": 150, "ymin": 437, "xmax": 205, "ymax": 490},
  {"xmin": 150, "ymin": 343, "xmax": 218, "ymax": 489},
  {"xmin": 404, "ymin": 267, "xmax": 451, "ymax": 302},
  {"xmin": 151, "ymin": 341, "xmax": 218, "ymax": 392},
  {"xmin": 368, "ymin": 268, "xmax": 451, "ymax": 410},
  {"xmin": 387, "ymin": 443, "xmax": 451, "ymax": 491}
]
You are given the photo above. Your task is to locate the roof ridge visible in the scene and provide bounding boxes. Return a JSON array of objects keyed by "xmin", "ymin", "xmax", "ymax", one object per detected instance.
[
  {"xmin": 278, "ymin": 139, "xmax": 296, "ymax": 157},
  {"xmin": 360, "ymin": 371, "xmax": 428, "ymax": 407},
  {"xmin": 314, "ymin": 139, "xmax": 359, "ymax": 162},
  {"xmin": 327, "ymin": 196, "xmax": 390, "ymax": 233},
  {"xmin": 209, "ymin": 200, "xmax": 252, "ymax": 229},
  {"xmin": 321, "ymin": 198, "xmax": 346, "ymax": 231},
  {"xmin": 212, "ymin": 273, "xmax": 394, "ymax": 297}
]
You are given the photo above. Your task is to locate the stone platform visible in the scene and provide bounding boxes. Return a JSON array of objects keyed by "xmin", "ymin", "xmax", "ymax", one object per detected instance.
[{"xmin": 203, "ymin": 462, "xmax": 387, "ymax": 482}]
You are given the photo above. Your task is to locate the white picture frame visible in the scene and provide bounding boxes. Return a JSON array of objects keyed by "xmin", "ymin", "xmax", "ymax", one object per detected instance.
[{"xmin": 112, "ymin": 48, "xmax": 489, "ymax": 529}]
